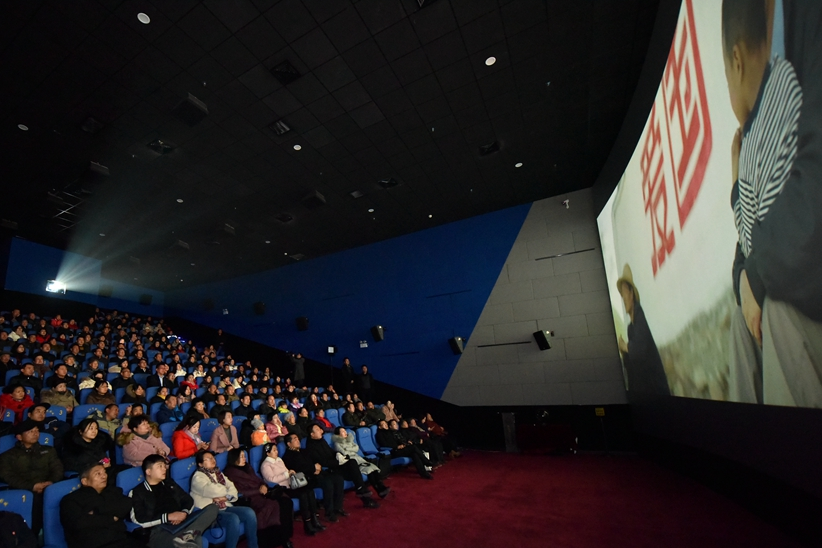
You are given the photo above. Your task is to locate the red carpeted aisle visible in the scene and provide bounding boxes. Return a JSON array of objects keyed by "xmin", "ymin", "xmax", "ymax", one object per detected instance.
[{"xmin": 284, "ymin": 451, "xmax": 801, "ymax": 548}]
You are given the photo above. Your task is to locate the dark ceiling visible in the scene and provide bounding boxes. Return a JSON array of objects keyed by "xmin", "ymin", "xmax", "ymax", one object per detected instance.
[{"xmin": 0, "ymin": 0, "xmax": 659, "ymax": 291}]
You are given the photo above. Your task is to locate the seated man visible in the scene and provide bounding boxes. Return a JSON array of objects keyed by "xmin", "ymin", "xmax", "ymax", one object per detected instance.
[
  {"xmin": 281, "ymin": 433, "xmax": 348, "ymax": 522},
  {"xmin": 156, "ymin": 395, "xmax": 184, "ymax": 424},
  {"xmin": 305, "ymin": 424, "xmax": 381, "ymax": 507},
  {"xmin": 130, "ymin": 454, "xmax": 219, "ymax": 548},
  {"xmin": 233, "ymin": 393, "xmax": 256, "ymax": 418},
  {"xmin": 45, "ymin": 363, "xmax": 79, "ymax": 392},
  {"xmin": 209, "ymin": 393, "xmax": 231, "ymax": 418},
  {"xmin": 200, "ymin": 384, "xmax": 219, "ymax": 405},
  {"xmin": 27, "ymin": 402, "xmax": 72, "ymax": 450},
  {"xmin": 16, "ymin": 362, "xmax": 43, "ymax": 396},
  {"xmin": 364, "ymin": 401, "xmax": 385, "ymax": 425},
  {"xmin": 341, "ymin": 403, "xmax": 365, "ymax": 428},
  {"xmin": 0, "ymin": 419, "xmax": 64, "ymax": 531},
  {"xmin": 60, "ymin": 463, "xmax": 143, "ymax": 548},
  {"xmin": 376, "ymin": 420, "xmax": 434, "ymax": 479},
  {"xmin": 97, "ymin": 403, "xmax": 122, "ymax": 437},
  {"xmin": 258, "ymin": 394, "xmax": 277, "ymax": 418},
  {"xmin": 111, "ymin": 367, "xmax": 137, "ymax": 391},
  {"xmin": 39, "ymin": 379, "xmax": 79, "ymax": 413}
]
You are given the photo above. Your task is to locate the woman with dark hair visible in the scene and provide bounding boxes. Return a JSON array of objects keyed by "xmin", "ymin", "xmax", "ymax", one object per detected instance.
[
  {"xmin": 186, "ymin": 398, "xmax": 210, "ymax": 421},
  {"xmin": 0, "ymin": 383, "xmax": 34, "ymax": 424},
  {"xmin": 223, "ymin": 448, "xmax": 295, "ymax": 548},
  {"xmin": 190, "ymin": 451, "xmax": 258, "ymax": 548},
  {"xmin": 259, "ymin": 442, "xmax": 325, "ymax": 536},
  {"xmin": 304, "ymin": 393, "xmax": 321, "ymax": 413},
  {"xmin": 61, "ymin": 418, "xmax": 111, "ymax": 475},
  {"xmin": 118, "ymin": 415, "xmax": 170, "ymax": 467},
  {"xmin": 121, "ymin": 383, "xmax": 147, "ymax": 406},
  {"xmin": 265, "ymin": 413, "xmax": 288, "ymax": 441},
  {"xmin": 171, "ymin": 416, "xmax": 209, "ymax": 459},
  {"xmin": 86, "ymin": 379, "xmax": 116, "ymax": 405},
  {"xmin": 210, "ymin": 410, "xmax": 239, "ymax": 454},
  {"xmin": 176, "ymin": 384, "xmax": 193, "ymax": 404}
]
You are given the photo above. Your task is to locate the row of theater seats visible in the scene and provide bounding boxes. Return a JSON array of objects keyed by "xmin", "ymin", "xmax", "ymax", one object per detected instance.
[{"xmin": 30, "ymin": 426, "xmax": 410, "ymax": 548}]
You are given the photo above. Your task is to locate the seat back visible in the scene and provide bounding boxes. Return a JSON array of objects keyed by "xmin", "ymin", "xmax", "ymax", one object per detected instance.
[
  {"xmin": 145, "ymin": 386, "xmax": 159, "ymax": 401},
  {"xmin": 39, "ymin": 432, "xmax": 54, "ymax": 447},
  {"xmin": 214, "ymin": 451, "xmax": 228, "ymax": 470},
  {"xmin": 326, "ymin": 408, "xmax": 340, "ymax": 427},
  {"xmin": 43, "ymin": 479, "xmax": 82, "ymax": 548},
  {"xmin": 0, "ymin": 489, "xmax": 33, "ymax": 528},
  {"xmin": 322, "ymin": 433, "xmax": 332, "ymax": 446},
  {"xmin": 248, "ymin": 445, "xmax": 263, "ymax": 475},
  {"xmin": 45, "ymin": 405, "xmax": 67, "ymax": 421},
  {"xmin": 180, "ymin": 402, "xmax": 191, "ymax": 415},
  {"xmin": 78, "ymin": 388, "xmax": 92, "ymax": 404},
  {"xmin": 72, "ymin": 404, "xmax": 104, "ymax": 426},
  {"xmin": 149, "ymin": 402, "xmax": 162, "ymax": 422},
  {"xmin": 159, "ymin": 422, "xmax": 176, "ymax": 448},
  {"xmin": 198, "ymin": 418, "xmax": 219, "ymax": 442},
  {"xmin": 232, "ymin": 416, "xmax": 245, "ymax": 430},
  {"xmin": 116, "ymin": 466, "xmax": 145, "ymax": 493},
  {"xmin": 114, "ymin": 387, "xmax": 127, "ymax": 403},
  {"xmin": 0, "ymin": 435, "xmax": 16, "ymax": 454},
  {"xmin": 170, "ymin": 456, "xmax": 197, "ymax": 493},
  {"xmin": 356, "ymin": 427, "xmax": 379, "ymax": 455}
]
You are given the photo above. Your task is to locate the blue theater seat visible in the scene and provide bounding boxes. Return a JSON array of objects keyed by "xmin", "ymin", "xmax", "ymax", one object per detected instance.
[
  {"xmin": 72, "ymin": 404, "xmax": 104, "ymax": 426},
  {"xmin": 42, "ymin": 478, "xmax": 81, "ymax": 548},
  {"xmin": 198, "ymin": 418, "xmax": 219, "ymax": 442},
  {"xmin": 45, "ymin": 405, "xmax": 67, "ymax": 421},
  {"xmin": 0, "ymin": 489, "xmax": 33, "ymax": 528}
]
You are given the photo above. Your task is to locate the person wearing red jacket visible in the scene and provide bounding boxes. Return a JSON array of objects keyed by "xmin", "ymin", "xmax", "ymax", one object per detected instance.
[
  {"xmin": 171, "ymin": 416, "xmax": 209, "ymax": 459},
  {"xmin": 0, "ymin": 383, "xmax": 35, "ymax": 424}
]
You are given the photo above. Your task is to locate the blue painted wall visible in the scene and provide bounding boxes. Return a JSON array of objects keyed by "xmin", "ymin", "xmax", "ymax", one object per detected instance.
[
  {"xmin": 3, "ymin": 238, "xmax": 165, "ymax": 316},
  {"xmin": 166, "ymin": 204, "xmax": 530, "ymax": 399}
]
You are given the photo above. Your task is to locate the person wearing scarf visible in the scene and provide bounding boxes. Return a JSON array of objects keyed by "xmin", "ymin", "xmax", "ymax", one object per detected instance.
[
  {"xmin": 312, "ymin": 408, "xmax": 334, "ymax": 433},
  {"xmin": 223, "ymin": 448, "xmax": 294, "ymax": 548},
  {"xmin": 260, "ymin": 442, "xmax": 325, "ymax": 537},
  {"xmin": 118, "ymin": 415, "xmax": 169, "ymax": 467},
  {"xmin": 332, "ymin": 427, "xmax": 391, "ymax": 498},
  {"xmin": 171, "ymin": 416, "xmax": 208, "ymax": 459},
  {"xmin": 190, "ymin": 450, "xmax": 258, "ymax": 548}
]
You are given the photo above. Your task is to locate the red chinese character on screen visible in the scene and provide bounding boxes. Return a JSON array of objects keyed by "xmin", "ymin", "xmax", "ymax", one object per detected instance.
[
  {"xmin": 661, "ymin": 0, "xmax": 712, "ymax": 228},
  {"xmin": 641, "ymin": 104, "xmax": 676, "ymax": 276}
]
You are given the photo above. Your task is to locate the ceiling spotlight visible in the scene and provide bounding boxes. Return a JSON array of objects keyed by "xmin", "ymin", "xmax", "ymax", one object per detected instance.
[
  {"xmin": 99, "ymin": 233, "xmax": 105, "ymax": 237},
  {"xmin": 293, "ymin": 144, "xmax": 302, "ymax": 151},
  {"xmin": 428, "ymin": 214, "xmax": 433, "ymax": 218},
  {"xmin": 180, "ymin": 279, "xmax": 184, "ymax": 282},
  {"xmin": 137, "ymin": 13, "xmax": 150, "ymax": 24},
  {"xmin": 284, "ymin": 252, "xmax": 288, "ymax": 256},
  {"xmin": 190, "ymin": 263, "xmax": 195, "ymax": 266},
  {"xmin": 176, "ymin": 198, "xmax": 184, "ymax": 203},
  {"xmin": 265, "ymin": 240, "xmax": 271, "ymax": 244},
  {"xmin": 17, "ymin": 124, "xmax": 28, "ymax": 131},
  {"xmin": 367, "ymin": 208, "xmax": 374, "ymax": 213},
  {"xmin": 515, "ymin": 162, "xmax": 523, "ymax": 168},
  {"xmin": 485, "ymin": 56, "xmax": 496, "ymax": 66}
]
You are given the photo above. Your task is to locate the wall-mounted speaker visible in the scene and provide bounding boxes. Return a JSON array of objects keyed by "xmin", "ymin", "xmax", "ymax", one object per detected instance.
[
  {"xmin": 448, "ymin": 337, "xmax": 464, "ymax": 355},
  {"xmin": 139, "ymin": 294, "xmax": 153, "ymax": 306},
  {"xmin": 253, "ymin": 302, "xmax": 265, "ymax": 315},
  {"xmin": 296, "ymin": 317, "xmax": 309, "ymax": 331},
  {"xmin": 99, "ymin": 285, "xmax": 113, "ymax": 298},
  {"xmin": 533, "ymin": 330, "xmax": 553, "ymax": 351},
  {"xmin": 370, "ymin": 325, "xmax": 384, "ymax": 342}
]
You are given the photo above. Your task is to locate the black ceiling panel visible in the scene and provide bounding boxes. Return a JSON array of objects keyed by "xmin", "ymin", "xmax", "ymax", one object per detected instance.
[{"xmin": 0, "ymin": 0, "xmax": 660, "ymax": 290}]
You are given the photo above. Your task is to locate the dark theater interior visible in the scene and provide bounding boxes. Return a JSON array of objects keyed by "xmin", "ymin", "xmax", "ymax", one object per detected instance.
[{"xmin": 0, "ymin": 1, "xmax": 819, "ymax": 547}]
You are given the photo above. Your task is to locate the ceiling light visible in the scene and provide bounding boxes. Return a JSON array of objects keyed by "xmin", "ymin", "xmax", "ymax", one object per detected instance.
[
  {"xmin": 485, "ymin": 56, "xmax": 496, "ymax": 66},
  {"xmin": 293, "ymin": 144, "xmax": 301, "ymax": 151},
  {"xmin": 99, "ymin": 233, "xmax": 105, "ymax": 237},
  {"xmin": 428, "ymin": 214, "xmax": 433, "ymax": 218},
  {"xmin": 284, "ymin": 252, "xmax": 288, "ymax": 256},
  {"xmin": 17, "ymin": 124, "xmax": 29, "ymax": 131},
  {"xmin": 176, "ymin": 198, "xmax": 184, "ymax": 203},
  {"xmin": 368, "ymin": 208, "xmax": 374, "ymax": 213},
  {"xmin": 137, "ymin": 13, "xmax": 150, "ymax": 24},
  {"xmin": 265, "ymin": 240, "xmax": 270, "ymax": 244},
  {"xmin": 180, "ymin": 279, "xmax": 183, "ymax": 282},
  {"xmin": 515, "ymin": 162, "xmax": 523, "ymax": 168},
  {"xmin": 190, "ymin": 263, "xmax": 195, "ymax": 266}
]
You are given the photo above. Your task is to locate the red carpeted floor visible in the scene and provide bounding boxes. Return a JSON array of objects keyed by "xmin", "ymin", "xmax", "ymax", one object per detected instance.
[{"xmin": 284, "ymin": 451, "xmax": 801, "ymax": 548}]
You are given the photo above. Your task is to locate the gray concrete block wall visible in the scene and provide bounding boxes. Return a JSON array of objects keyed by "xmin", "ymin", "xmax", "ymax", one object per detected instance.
[{"xmin": 441, "ymin": 188, "xmax": 627, "ymax": 406}]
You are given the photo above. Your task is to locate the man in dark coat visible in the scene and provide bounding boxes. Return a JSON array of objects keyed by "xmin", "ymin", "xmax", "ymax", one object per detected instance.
[{"xmin": 60, "ymin": 464, "xmax": 144, "ymax": 548}]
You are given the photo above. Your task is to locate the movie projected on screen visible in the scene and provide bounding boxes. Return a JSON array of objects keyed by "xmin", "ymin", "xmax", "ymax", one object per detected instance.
[{"xmin": 597, "ymin": 0, "xmax": 822, "ymax": 407}]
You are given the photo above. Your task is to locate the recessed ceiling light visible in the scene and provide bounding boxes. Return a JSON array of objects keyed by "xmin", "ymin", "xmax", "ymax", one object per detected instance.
[
  {"xmin": 293, "ymin": 144, "xmax": 301, "ymax": 151},
  {"xmin": 284, "ymin": 252, "xmax": 288, "ymax": 256},
  {"xmin": 485, "ymin": 56, "xmax": 496, "ymax": 66},
  {"xmin": 137, "ymin": 13, "xmax": 150, "ymax": 24},
  {"xmin": 17, "ymin": 124, "xmax": 28, "ymax": 131},
  {"xmin": 176, "ymin": 198, "xmax": 184, "ymax": 203},
  {"xmin": 515, "ymin": 162, "xmax": 523, "ymax": 168},
  {"xmin": 428, "ymin": 214, "xmax": 433, "ymax": 218},
  {"xmin": 180, "ymin": 279, "xmax": 183, "ymax": 282},
  {"xmin": 367, "ymin": 208, "xmax": 374, "ymax": 213},
  {"xmin": 265, "ymin": 240, "xmax": 270, "ymax": 244},
  {"xmin": 99, "ymin": 233, "xmax": 105, "ymax": 237},
  {"xmin": 190, "ymin": 263, "xmax": 195, "ymax": 266}
]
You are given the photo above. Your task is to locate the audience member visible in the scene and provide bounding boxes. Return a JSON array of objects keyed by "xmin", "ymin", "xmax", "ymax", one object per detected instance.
[
  {"xmin": 130, "ymin": 454, "xmax": 219, "ymax": 548},
  {"xmin": 265, "ymin": 412, "xmax": 288, "ymax": 441},
  {"xmin": 118, "ymin": 415, "xmax": 169, "ymax": 467},
  {"xmin": 39, "ymin": 379, "xmax": 79, "ymax": 413},
  {"xmin": 422, "ymin": 413, "xmax": 461, "ymax": 458},
  {"xmin": 189, "ymin": 450, "xmax": 258, "ymax": 548},
  {"xmin": 341, "ymin": 402, "xmax": 365, "ymax": 428},
  {"xmin": 282, "ymin": 432, "xmax": 348, "ymax": 522},
  {"xmin": 358, "ymin": 365, "xmax": 375, "ymax": 403},
  {"xmin": 171, "ymin": 416, "xmax": 208, "ymax": 459},
  {"xmin": 250, "ymin": 418, "xmax": 270, "ymax": 446},
  {"xmin": 260, "ymin": 442, "xmax": 324, "ymax": 536},
  {"xmin": 97, "ymin": 403, "xmax": 122, "ymax": 437},
  {"xmin": 209, "ymin": 410, "xmax": 239, "ymax": 454},
  {"xmin": 233, "ymin": 393, "xmax": 255, "ymax": 418},
  {"xmin": 376, "ymin": 420, "xmax": 434, "ymax": 479},
  {"xmin": 148, "ymin": 386, "xmax": 169, "ymax": 405},
  {"xmin": 313, "ymin": 408, "xmax": 334, "ymax": 433},
  {"xmin": 1, "ymin": 382, "xmax": 35, "ymax": 424},
  {"xmin": 122, "ymin": 383, "xmax": 148, "ymax": 406},
  {"xmin": 185, "ymin": 398, "xmax": 209, "ymax": 421},
  {"xmin": 156, "ymin": 395, "xmax": 184, "ymax": 424},
  {"xmin": 61, "ymin": 417, "xmax": 112, "ymax": 475},
  {"xmin": 283, "ymin": 412, "xmax": 306, "ymax": 439},
  {"xmin": 332, "ymin": 426, "xmax": 391, "ymax": 498},
  {"xmin": 87, "ymin": 379, "xmax": 117, "ymax": 405}
]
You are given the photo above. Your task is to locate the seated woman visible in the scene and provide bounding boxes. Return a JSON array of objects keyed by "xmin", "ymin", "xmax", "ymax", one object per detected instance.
[
  {"xmin": 250, "ymin": 418, "xmax": 270, "ymax": 446},
  {"xmin": 176, "ymin": 385, "xmax": 193, "ymax": 405},
  {"xmin": 303, "ymin": 393, "xmax": 321, "ymax": 413},
  {"xmin": 383, "ymin": 400, "xmax": 401, "ymax": 423},
  {"xmin": 259, "ymin": 442, "xmax": 325, "ymax": 536},
  {"xmin": 333, "ymin": 426, "xmax": 391, "ymax": 498},
  {"xmin": 186, "ymin": 398, "xmax": 210, "ymax": 421},
  {"xmin": 283, "ymin": 412, "xmax": 305, "ymax": 439},
  {"xmin": 421, "ymin": 413, "xmax": 461, "ymax": 458},
  {"xmin": 265, "ymin": 413, "xmax": 288, "ymax": 441},
  {"xmin": 223, "ymin": 448, "xmax": 294, "ymax": 548},
  {"xmin": 190, "ymin": 451, "xmax": 258, "ymax": 548},
  {"xmin": 0, "ymin": 383, "xmax": 35, "ymax": 424},
  {"xmin": 149, "ymin": 386, "xmax": 168, "ymax": 405},
  {"xmin": 180, "ymin": 373, "xmax": 198, "ymax": 392},
  {"xmin": 121, "ymin": 384, "xmax": 147, "ymax": 406},
  {"xmin": 86, "ymin": 379, "xmax": 116, "ymax": 406},
  {"xmin": 210, "ymin": 410, "xmax": 239, "ymax": 454},
  {"xmin": 171, "ymin": 416, "xmax": 209, "ymax": 459},
  {"xmin": 313, "ymin": 408, "xmax": 334, "ymax": 433},
  {"xmin": 61, "ymin": 418, "xmax": 112, "ymax": 475},
  {"xmin": 295, "ymin": 407, "xmax": 313, "ymax": 433},
  {"xmin": 118, "ymin": 415, "xmax": 170, "ymax": 467}
]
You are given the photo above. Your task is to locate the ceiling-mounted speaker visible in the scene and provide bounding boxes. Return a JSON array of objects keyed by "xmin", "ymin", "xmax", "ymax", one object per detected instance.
[
  {"xmin": 296, "ymin": 317, "xmax": 309, "ymax": 331},
  {"xmin": 301, "ymin": 190, "xmax": 326, "ymax": 209},
  {"xmin": 139, "ymin": 294, "xmax": 153, "ymax": 306},
  {"xmin": 99, "ymin": 284, "xmax": 113, "ymax": 298},
  {"xmin": 172, "ymin": 93, "xmax": 209, "ymax": 126},
  {"xmin": 253, "ymin": 302, "xmax": 265, "ymax": 315},
  {"xmin": 204, "ymin": 299, "xmax": 215, "ymax": 311},
  {"xmin": 370, "ymin": 325, "xmax": 384, "ymax": 342},
  {"xmin": 448, "ymin": 337, "xmax": 464, "ymax": 355},
  {"xmin": 479, "ymin": 141, "xmax": 500, "ymax": 156},
  {"xmin": 271, "ymin": 60, "xmax": 302, "ymax": 85},
  {"xmin": 533, "ymin": 330, "xmax": 553, "ymax": 351}
]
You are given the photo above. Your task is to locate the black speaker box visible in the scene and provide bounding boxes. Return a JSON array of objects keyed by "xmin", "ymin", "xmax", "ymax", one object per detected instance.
[
  {"xmin": 139, "ymin": 294, "xmax": 153, "ymax": 306},
  {"xmin": 173, "ymin": 93, "xmax": 209, "ymax": 126},
  {"xmin": 253, "ymin": 302, "xmax": 265, "ymax": 315},
  {"xmin": 533, "ymin": 330, "xmax": 552, "ymax": 351},
  {"xmin": 296, "ymin": 317, "xmax": 309, "ymax": 331},
  {"xmin": 370, "ymin": 325, "xmax": 384, "ymax": 342},
  {"xmin": 448, "ymin": 336, "xmax": 464, "ymax": 355}
]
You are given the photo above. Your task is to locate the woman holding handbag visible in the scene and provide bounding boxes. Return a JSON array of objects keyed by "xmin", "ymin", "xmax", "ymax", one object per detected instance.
[
  {"xmin": 223, "ymin": 448, "xmax": 294, "ymax": 548},
  {"xmin": 260, "ymin": 442, "xmax": 325, "ymax": 536},
  {"xmin": 189, "ymin": 451, "xmax": 258, "ymax": 548}
]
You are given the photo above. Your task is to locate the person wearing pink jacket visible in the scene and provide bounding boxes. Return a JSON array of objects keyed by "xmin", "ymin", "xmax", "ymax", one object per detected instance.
[{"xmin": 118, "ymin": 416, "xmax": 169, "ymax": 467}]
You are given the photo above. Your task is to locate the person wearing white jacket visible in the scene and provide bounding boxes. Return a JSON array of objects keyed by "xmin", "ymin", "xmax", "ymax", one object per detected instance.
[{"xmin": 189, "ymin": 451, "xmax": 258, "ymax": 548}]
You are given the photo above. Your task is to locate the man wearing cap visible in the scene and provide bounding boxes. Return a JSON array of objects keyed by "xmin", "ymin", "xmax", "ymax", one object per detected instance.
[
  {"xmin": 615, "ymin": 264, "xmax": 670, "ymax": 396},
  {"xmin": 40, "ymin": 378, "xmax": 80, "ymax": 413},
  {"xmin": 27, "ymin": 402, "xmax": 72, "ymax": 449},
  {"xmin": 0, "ymin": 419, "xmax": 64, "ymax": 531}
]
